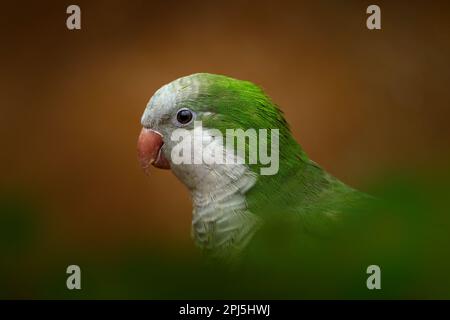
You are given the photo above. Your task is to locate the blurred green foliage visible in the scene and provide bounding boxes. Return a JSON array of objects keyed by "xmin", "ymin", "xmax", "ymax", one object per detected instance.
[{"xmin": 1, "ymin": 172, "xmax": 450, "ymax": 299}]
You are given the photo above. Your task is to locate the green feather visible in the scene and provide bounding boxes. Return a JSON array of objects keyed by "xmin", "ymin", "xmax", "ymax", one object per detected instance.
[{"xmin": 181, "ymin": 73, "xmax": 370, "ymax": 230}]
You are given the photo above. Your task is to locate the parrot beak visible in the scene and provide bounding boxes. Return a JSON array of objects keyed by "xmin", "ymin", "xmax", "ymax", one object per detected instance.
[{"xmin": 137, "ymin": 128, "xmax": 171, "ymax": 173}]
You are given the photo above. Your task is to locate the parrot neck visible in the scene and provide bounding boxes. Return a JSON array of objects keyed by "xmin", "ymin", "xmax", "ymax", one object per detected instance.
[{"xmin": 188, "ymin": 164, "xmax": 261, "ymax": 260}]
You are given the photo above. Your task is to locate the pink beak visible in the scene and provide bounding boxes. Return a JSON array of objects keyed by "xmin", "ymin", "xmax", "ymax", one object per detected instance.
[{"xmin": 137, "ymin": 128, "xmax": 171, "ymax": 173}]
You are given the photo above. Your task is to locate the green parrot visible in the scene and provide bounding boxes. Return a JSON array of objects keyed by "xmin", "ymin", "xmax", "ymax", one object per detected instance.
[{"xmin": 138, "ymin": 73, "xmax": 370, "ymax": 261}]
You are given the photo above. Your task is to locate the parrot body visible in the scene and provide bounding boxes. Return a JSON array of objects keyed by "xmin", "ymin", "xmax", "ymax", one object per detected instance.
[{"xmin": 138, "ymin": 73, "xmax": 369, "ymax": 261}]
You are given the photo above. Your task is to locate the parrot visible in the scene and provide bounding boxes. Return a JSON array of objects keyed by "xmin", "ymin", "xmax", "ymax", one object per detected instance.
[{"xmin": 137, "ymin": 73, "xmax": 370, "ymax": 262}]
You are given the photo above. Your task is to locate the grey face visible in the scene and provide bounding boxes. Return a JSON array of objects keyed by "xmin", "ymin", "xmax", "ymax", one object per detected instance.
[{"xmin": 140, "ymin": 75, "xmax": 224, "ymax": 191}]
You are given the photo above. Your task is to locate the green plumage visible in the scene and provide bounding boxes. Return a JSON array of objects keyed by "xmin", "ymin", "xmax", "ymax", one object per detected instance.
[{"xmin": 182, "ymin": 73, "xmax": 369, "ymax": 232}]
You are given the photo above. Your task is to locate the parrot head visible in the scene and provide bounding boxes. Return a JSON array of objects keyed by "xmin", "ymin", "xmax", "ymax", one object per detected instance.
[{"xmin": 138, "ymin": 73, "xmax": 303, "ymax": 193}]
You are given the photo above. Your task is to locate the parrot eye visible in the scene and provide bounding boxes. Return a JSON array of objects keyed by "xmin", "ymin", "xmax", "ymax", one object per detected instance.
[{"xmin": 176, "ymin": 108, "xmax": 194, "ymax": 125}]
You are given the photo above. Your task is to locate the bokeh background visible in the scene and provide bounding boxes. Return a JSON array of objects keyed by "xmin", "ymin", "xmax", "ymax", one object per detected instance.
[{"xmin": 1, "ymin": 0, "xmax": 450, "ymax": 298}]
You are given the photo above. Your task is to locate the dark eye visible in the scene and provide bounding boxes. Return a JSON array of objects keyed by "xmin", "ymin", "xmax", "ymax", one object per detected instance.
[{"xmin": 176, "ymin": 109, "xmax": 193, "ymax": 125}]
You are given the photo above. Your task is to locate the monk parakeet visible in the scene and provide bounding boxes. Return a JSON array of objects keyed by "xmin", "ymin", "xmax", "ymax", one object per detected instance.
[{"xmin": 138, "ymin": 73, "xmax": 369, "ymax": 261}]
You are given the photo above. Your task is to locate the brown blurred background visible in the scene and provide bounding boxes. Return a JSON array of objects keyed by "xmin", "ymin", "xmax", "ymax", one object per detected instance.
[{"xmin": 1, "ymin": 0, "xmax": 449, "ymax": 262}]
